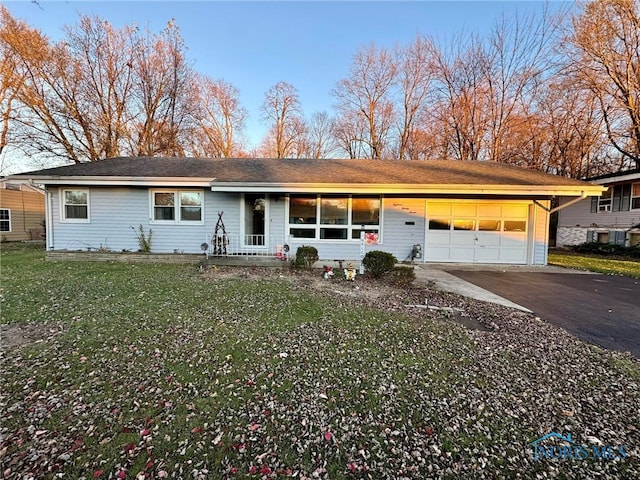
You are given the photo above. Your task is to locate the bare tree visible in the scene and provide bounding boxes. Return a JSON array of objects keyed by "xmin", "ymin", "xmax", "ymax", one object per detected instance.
[
  {"xmin": 332, "ymin": 44, "xmax": 397, "ymax": 159},
  {"xmin": 482, "ymin": 7, "xmax": 558, "ymax": 163},
  {"xmin": 260, "ymin": 81, "xmax": 303, "ymax": 158},
  {"xmin": 332, "ymin": 110, "xmax": 370, "ymax": 159},
  {"xmin": 568, "ymin": 0, "xmax": 640, "ymax": 169},
  {"xmin": 0, "ymin": 6, "xmax": 27, "ymax": 158},
  {"xmin": 189, "ymin": 75, "xmax": 247, "ymax": 158},
  {"xmin": 430, "ymin": 36, "xmax": 490, "ymax": 161},
  {"xmin": 1, "ymin": 10, "xmax": 216, "ymax": 163},
  {"xmin": 395, "ymin": 36, "xmax": 436, "ymax": 159},
  {"xmin": 306, "ymin": 111, "xmax": 338, "ymax": 158},
  {"xmin": 131, "ymin": 20, "xmax": 194, "ymax": 157}
]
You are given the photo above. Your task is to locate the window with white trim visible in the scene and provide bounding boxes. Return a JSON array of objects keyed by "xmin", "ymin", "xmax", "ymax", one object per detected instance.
[
  {"xmin": 151, "ymin": 190, "xmax": 202, "ymax": 223},
  {"xmin": 632, "ymin": 183, "xmax": 640, "ymax": 210},
  {"xmin": 288, "ymin": 195, "xmax": 380, "ymax": 240},
  {"xmin": 62, "ymin": 189, "xmax": 89, "ymax": 221},
  {"xmin": 598, "ymin": 188, "xmax": 612, "ymax": 211},
  {"xmin": 0, "ymin": 208, "xmax": 10, "ymax": 232}
]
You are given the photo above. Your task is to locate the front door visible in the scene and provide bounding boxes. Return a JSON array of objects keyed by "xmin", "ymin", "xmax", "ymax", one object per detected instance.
[{"xmin": 244, "ymin": 194, "xmax": 267, "ymax": 247}]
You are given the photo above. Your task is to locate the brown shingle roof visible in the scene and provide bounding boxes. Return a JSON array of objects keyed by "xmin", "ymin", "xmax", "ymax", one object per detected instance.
[{"xmin": 15, "ymin": 156, "xmax": 595, "ymax": 188}]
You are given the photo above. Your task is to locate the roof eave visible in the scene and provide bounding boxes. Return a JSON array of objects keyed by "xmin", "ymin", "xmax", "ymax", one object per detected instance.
[
  {"xmin": 209, "ymin": 182, "xmax": 606, "ymax": 196},
  {"xmin": 11, "ymin": 175, "xmax": 215, "ymax": 187}
]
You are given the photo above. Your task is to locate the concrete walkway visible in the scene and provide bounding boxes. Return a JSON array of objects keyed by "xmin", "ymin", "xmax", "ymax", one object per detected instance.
[{"xmin": 412, "ymin": 263, "xmax": 592, "ymax": 313}]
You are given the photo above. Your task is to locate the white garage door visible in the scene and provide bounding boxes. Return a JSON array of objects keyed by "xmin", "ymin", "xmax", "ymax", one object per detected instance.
[{"xmin": 426, "ymin": 202, "xmax": 529, "ymax": 264}]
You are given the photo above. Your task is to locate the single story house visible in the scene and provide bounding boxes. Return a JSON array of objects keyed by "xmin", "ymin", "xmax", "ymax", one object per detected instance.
[
  {"xmin": 0, "ymin": 178, "xmax": 46, "ymax": 242},
  {"xmin": 10, "ymin": 157, "xmax": 604, "ymax": 265},
  {"xmin": 556, "ymin": 169, "xmax": 640, "ymax": 247}
]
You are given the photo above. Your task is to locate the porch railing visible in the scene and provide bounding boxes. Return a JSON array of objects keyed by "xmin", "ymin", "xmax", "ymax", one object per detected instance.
[{"xmin": 209, "ymin": 234, "xmax": 289, "ymax": 257}]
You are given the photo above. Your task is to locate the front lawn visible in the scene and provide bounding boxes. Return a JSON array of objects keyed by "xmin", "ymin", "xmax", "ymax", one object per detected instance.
[
  {"xmin": 548, "ymin": 251, "xmax": 640, "ymax": 278},
  {"xmin": 1, "ymin": 245, "xmax": 639, "ymax": 478}
]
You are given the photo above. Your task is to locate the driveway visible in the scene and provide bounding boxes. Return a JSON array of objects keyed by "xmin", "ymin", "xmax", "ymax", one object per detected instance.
[{"xmin": 446, "ymin": 270, "xmax": 640, "ymax": 357}]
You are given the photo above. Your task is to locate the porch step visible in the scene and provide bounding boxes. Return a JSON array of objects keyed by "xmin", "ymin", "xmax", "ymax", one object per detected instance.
[{"xmin": 208, "ymin": 256, "xmax": 289, "ymax": 267}]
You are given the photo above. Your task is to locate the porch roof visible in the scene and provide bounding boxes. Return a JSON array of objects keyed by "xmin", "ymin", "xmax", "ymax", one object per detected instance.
[{"xmin": 12, "ymin": 156, "xmax": 605, "ymax": 197}]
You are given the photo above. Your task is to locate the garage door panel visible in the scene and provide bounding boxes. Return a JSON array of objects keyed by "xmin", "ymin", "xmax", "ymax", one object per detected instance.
[
  {"xmin": 426, "ymin": 246, "xmax": 452, "ymax": 259},
  {"xmin": 429, "ymin": 204, "xmax": 452, "ymax": 216},
  {"xmin": 502, "ymin": 234, "xmax": 527, "ymax": 247},
  {"xmin": 451, "ymin": 234, "xmax": 476, "ymax": 246},
  {"xmin": 475, "ymin": 248, "xmax": 501, "ymax": 262},
  {"xmin": 426, "ymin": 202, "xmax": 529, "ymax": 264},
  {"xmin": 428, "ymin": 232, "xmax": 451, "ymax": 245},
  {"xmin": 452, "ymin": 204, "xmax": 477, "ymax": 216},
  {"xmin": 502, "ymin": 205, "xmax": 528, "ymax": 217},
  {"xmin": 499, "ymin": 248, "xmax": 527, "ymax": 262},
  {"xmin": 477, "ymin": 204, "xmax": 502, "ymax": 217},
  {"xmin": 476, "ymin": 232, "xmax": 501, "ymax": 246}
]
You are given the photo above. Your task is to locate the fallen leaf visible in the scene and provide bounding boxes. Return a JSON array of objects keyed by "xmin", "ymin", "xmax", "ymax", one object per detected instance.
[
  {"xmin": 248, "ymin": 423, "xmax": 260, "ymax": 431},
  {"xmin": 324, "ymin": 430, "xmax": 333, "ymax": 441},
  {"xmin": 93, "ymin": 470, "xmax": 104, "ymax": 478}
]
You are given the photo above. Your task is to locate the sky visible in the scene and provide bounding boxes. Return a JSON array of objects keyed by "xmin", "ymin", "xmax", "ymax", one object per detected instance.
[{"xmin": 3, "ymin": 0, "xmax": 571, "ymax": 169}]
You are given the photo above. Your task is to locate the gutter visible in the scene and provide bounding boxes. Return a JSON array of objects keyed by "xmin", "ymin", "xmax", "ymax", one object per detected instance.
[
  {"xmin": 209, "ymin": 182, "xmax": 606, "ymax": 197},
  {"xmin": 534, "ymin": 188, "xmax": 604, "ymax": 214}
]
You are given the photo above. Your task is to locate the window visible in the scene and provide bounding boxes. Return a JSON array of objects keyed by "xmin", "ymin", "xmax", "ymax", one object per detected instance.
[
  {"xmin": 598, "ymin": 188, "xmax": 612, "ymax": 211},
  {"xmin": 0, "ymin": 209, "xmax": 10, "ymax": 232},
  {"xmin": 151, "ymin": 190, "xmax": 202, "ymax": 223},
  {"xmin": 288, "ymin": 195, "xmax": 380, "ymax": 240},
  {"xmin": 62, "ymin": 189, "xmax": 89, "ymax": 221},
  {"xmin": 632, "ymin": 183, "xmax": 640, "ymax": 210},
  {"xmin": 612, "ymin": 184, "xmax": 631, "ymax": 212},
  {"xmin": 504, "ymin": 220, "xmax": 526, "ymax": 232}
]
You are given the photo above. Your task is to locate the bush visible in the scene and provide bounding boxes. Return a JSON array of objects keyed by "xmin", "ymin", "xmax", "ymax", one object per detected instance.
[
  {"xmin": 362, "ymin": 250, "xmax": 397, "ymax": 277},
  {"xmin": 131, "ymin": 225, "xmax": 152, "ymax": 253},
  {"xmin": 293, "ymin": 245, "xmax": 319, "ymax": 269},
  {"xmin": 571, "ymin": 242, "xmax": 640, "ymax": 259},
  {"xmin": 389, "ymin": 266, "xmax": 416, "ymax": 286}
]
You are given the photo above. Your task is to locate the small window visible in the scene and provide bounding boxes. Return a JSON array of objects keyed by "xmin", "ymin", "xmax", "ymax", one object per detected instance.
[
  {"xmin": 320, "ymin": 228, "xmax": 348, "ymax": 240},
  {"xmin": 0, "ymin": 209, "xmax": 10, "ymax": 232},
  {"xmin": 180, "ymin": 192, "xmax": 202, "ymax": 221},
  {"xmin": 320, "ymin": 197, "xmax": 348, "ymax": 225},
  {"xmin": 289, "ymin": 196, "xmax": 317, "ymax": 224},
  {"xmin": 352, "ymin": 197, "xmax": 380, "ymax": 225},
  {"xmin": 632, "ymin": 183, "xmax": 640, "ymax": 210},
  {"xmin": 429, "ymin": 219, "xmax": 450, "ymax": 230},
  {"xmin": 290, "ymin": 228, "xmax": 315, "ymax": 239},
  {"xmin": 62, "ymin": 189, "xmax": 89, "ymax": 221},
  {"xmin": 478, "ymin": 220, "xmax": 501, "ymax": 231},
  {"xmin": 598, "ymin": 188, "xmax": 612, "ymax": 212},
  {"xmin": 504, "ymin": 220, "xmax": 526, "ymax": 232},
  {"xmin": 453, "ymin": 219, "xmax": 476, "ymax": 231},
  {"xmin": 154, "ymin": 192, "xmax": 175, "ymax": 221}
]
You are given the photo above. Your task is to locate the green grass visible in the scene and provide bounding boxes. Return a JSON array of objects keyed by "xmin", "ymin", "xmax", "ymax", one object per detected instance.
[
  {"xmin": 2, "ymin": 244, "xmax": 639, "ymax": 479},
  {"xmin": 548, "ymin": 251, "xmax": 640, "ymax": 278}
]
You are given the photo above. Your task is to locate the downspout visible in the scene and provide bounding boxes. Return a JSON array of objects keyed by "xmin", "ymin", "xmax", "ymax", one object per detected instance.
[
  {"xmin": 46, "ymin": 189, "xmax": 53, "ymax": 250},
  {"xmin": 533, "ymin": 191, "xmax": 589, "ymax": 214}
]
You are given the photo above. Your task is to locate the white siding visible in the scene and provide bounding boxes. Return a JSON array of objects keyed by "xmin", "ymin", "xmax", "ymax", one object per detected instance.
[
  {"xmin": 381, "ymin": 198, "xmax": 426, "ymax": 262},
  {"xmin": 531, "ymin": 200, "xmax": 550, "ymax": 265},
  {"xmin": 558, "ymin": 196, "xmax": 640, "ymax": 229},
  {"xmin": 49, "ymin": 187, "xmax": 241, "ymax": 254}
]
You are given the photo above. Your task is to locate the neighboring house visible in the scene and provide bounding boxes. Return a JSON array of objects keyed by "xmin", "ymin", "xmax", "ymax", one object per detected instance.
[
  {"xmin": 10, "ymin": 157, "xmax": 603, "ymax": 265},
  {"xmin": 557, "ymin": 169, "xmax": 640, "ymax": 247},
  {"xmin": 0, "ymin": 178, "xmax": 46, "ymax": 242}
]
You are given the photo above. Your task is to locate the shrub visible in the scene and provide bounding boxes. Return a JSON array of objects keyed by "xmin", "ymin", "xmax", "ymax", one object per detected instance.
[
  {"xmin": 571, "ymin": 242, "xmax": 640, "ymax": 259},
  {"xmin": 362, "ymin": 250, "xmax": 397, "ymax": 277},
  {"xmin": 389, "ymin": 265, "xmax": 416, "ymax": 286},
  {"xmin": 293, "ymin": 245, "xmax": 319, "ymax": 269},
  {"xmin": 131, "ymin": 225, "xmax": 152, "ymax": 253}
]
